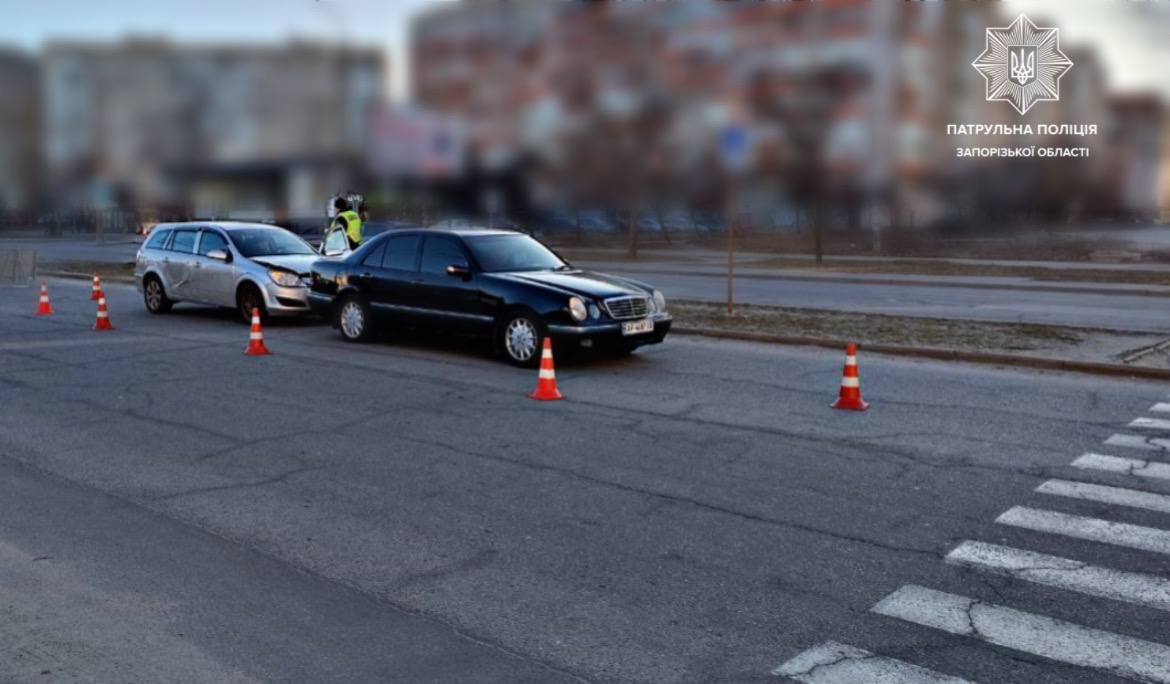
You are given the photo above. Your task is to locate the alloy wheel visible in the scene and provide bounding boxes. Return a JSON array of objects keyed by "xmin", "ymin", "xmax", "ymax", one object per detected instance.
[{"xmin": 505, "ymin": 317, "xmax": 538, "ymax": 362}]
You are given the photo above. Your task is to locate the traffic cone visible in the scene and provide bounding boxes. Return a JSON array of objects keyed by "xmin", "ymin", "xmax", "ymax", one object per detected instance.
[
  {"xmin": 93, "ymin": 295, "xmax": 114, "ymax": 331},
  {"xmin": 244, "ymin": 307, "xmax": 270, "ymax": 355},
  {"xmin": 831, "ymin": 343, "xmax": 868, "ymax": 410},
  {"xmin": 90, "ymin": 273, "xmax": 103, "ymax": 300},
  {"xmin": 35, "ymin": 282, "xmax": 53, "ymax": 315},
  {"xmin": 529, "ymin": 337, "xmax": 563, "ymax": 401}
]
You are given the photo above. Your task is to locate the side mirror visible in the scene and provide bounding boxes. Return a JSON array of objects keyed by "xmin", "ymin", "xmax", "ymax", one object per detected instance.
[
  {"xmin": 207, "ymin": 249, "xmax": 231, "ymax": 262},
  {"xmin": 446, "ymin": 263, "xmax": 471, "ymax": 279}
]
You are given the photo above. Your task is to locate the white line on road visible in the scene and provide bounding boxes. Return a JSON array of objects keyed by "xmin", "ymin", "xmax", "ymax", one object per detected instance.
[
  {"xmin": 1129, "ymin": 417, "xmax": 1170, "ymax": 431},
  {"xmin": 1149, "ymin": 402, "xmax": 1170, "ymax": 413},
  {"xmin": 945, "ymin": 540, "xmax": 1170, "ymax": 612},
  {"xmin": 1072, "ymin": 453, "xmax": 1170, "ymax": 481},
  {"xmin": 872, "ymin": 585, "xmax": 1170, "ymax": 683},
  {"xmin": 1037, "ymin": 479, "xmax": 1170, "ymax": 515},
  {"xmin": 996, "ymin": 506, "xmax": 1170, "ymax": 555},
  {"xmin": 1104, "ymin": 434, "xmax": 1170, "ymax": 453},
  {"xmin": 771, "ymin": 640, "xmax": 970, "ymax": 683}
]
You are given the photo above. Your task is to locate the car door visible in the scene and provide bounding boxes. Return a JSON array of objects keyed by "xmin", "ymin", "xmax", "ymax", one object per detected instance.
[
  {"xmin": 413, "ymin": 235, "xmax": 486, "ymax": 332},
  {"xmin": 366, "ymin": 234, "xmax": 422, "ymax": 322},
  {"xmin": 190, "ymin": 228, "xmax": 236, "ymax": 306},
  {"xmin": 319, "ymin": 227, "xmax": 350, "ymax": 258},
  {"xmin": 164, "ymin": 228, "xmax": 199, "ymax": 300}
]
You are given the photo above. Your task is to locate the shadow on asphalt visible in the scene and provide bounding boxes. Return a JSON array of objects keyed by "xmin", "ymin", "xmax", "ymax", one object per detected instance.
[{"xmin": 163, "ymin": 303, "xmax": 655, "ymax": 370}]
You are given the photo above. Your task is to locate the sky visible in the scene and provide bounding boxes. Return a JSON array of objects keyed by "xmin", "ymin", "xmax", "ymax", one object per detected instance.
[
  {"xmin": 0, "ymin": 0, "xmax": 440, "ymax": 101},
  {"xmin": 2, "ymin": 0, "xmax": 1168, "ymax": 100}
]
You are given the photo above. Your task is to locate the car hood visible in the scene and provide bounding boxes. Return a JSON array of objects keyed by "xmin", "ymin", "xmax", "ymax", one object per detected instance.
[
  {"xmin": 250, "ymin": 254, "xmax": 318, "ymax": 276},
  {"xmin": 494, "ymin": 270, "xmax": 650, "ymax": 299}
]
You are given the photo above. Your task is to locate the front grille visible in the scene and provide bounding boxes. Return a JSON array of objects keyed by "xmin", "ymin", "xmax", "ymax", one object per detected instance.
[{"xmin": 604, "ymin": 295, "xmax": 650, "ymax": 320}]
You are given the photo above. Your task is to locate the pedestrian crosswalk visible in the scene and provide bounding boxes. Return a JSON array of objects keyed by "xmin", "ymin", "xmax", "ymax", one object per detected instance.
[{"xmin": 773, "ymin": 396, "xmax": 1170, "ymax": 682}]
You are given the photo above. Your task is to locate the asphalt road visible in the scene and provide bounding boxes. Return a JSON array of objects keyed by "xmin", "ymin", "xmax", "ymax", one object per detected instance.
[
  {"xmin": 2, "ymin": 279, "xmax": 1170, "ymax": 682},
  {"xmin": 583, "ymin": 266, "xmax": 1170, "ymax": 334},
  {"xmin": 10, "ymin": 236, "xmax": 1170, "ymax": 332}
]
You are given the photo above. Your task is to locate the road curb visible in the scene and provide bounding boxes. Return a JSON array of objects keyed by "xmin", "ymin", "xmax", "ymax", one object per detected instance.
[
  {"xmin": 672, "ymin": 326, "xmax": 1170, "ymax": 381},
  {"xmin": 576, "ymin": 263, "xmax": 1170, "ymax": 298},
  {"xmin": 41, "ymin": 270, "xmax": 136, "ymax": 284}
]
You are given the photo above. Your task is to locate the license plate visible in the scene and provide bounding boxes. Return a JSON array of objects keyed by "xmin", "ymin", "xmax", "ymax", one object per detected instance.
[{"xmin": 621, "ymin": 319, "xmax": 654, "ymax": 336}]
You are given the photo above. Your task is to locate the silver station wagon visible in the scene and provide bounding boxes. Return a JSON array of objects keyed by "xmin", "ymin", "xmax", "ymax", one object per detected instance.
[{"xmin": 135, "ymin": 221, "xmax": 320, "ymax": 322}]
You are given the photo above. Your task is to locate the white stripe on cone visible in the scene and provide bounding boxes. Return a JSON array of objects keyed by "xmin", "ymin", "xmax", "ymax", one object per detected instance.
[{"xmin": 840, "ymin": 377, "xmax": 859, "ymax": 388}]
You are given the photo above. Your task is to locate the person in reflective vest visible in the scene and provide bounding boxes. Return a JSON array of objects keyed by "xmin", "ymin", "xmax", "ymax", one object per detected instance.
[{"xmin": 330, "ymin": 196, "xmax": 363, "ymax": 248}]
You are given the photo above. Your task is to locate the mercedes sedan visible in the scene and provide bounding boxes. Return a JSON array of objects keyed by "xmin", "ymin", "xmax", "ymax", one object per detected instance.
[{"xmin": 307, "ymin": 228, "xmax": 671, "ymax": 365}]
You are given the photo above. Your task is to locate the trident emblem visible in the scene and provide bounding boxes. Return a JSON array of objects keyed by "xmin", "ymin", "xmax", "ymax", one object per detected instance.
[{"xmin": 1010, "ymin": 47, "xmax": 1035, "ymax": 85}]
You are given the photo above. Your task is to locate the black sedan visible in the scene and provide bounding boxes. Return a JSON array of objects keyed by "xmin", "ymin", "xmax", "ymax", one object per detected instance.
[{"xmin": 307, "ymin": 228, "xmax": 671, "ymax": 365}]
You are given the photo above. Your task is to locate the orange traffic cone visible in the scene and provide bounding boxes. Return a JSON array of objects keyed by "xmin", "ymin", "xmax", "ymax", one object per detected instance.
[
  {"xmin": 831, "ymin": 343, "xmax": 868, "ymax": 411},
  {"xmin": 245, "ymin": 308, "xmax": 270, "ymax": 355},
  {"xmin": 93, "ymin": 295, "xmax": 114, "ymax": 331},
  {"xmin": 36, "ymin": 282, "xmax": 53, "ymax": 315},
  {"xmin": 529, "ymin": 337, "xmax": 563, "ymax": 401},
  {"xmin": 90, "ymin": 273, "xmax": 103, "ymax": 300}
]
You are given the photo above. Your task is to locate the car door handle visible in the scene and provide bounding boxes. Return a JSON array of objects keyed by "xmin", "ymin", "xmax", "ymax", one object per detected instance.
[{"xmin": 357, "ymin": 272, "xmax": 373, "ymax": 279}]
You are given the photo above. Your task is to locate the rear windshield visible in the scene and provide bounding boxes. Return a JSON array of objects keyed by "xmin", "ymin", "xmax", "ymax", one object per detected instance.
[{"xmin": 228, "ymin": 229, "xmax": 315, "ymax": 258}]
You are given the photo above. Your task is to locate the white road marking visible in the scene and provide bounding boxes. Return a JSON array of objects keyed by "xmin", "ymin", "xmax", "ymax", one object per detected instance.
[
  {"xmin": 1104, "ymin": 434, "xmax": 1170, "ymax": 453},
  {"xmin": 1072, "ymin": 453, "xmax": 1170, "ymax": 481},
  {"xmin": 1149, "ymin": 402, "xmax": 1170, "ymax": 413},
  {"xmin": 1129, "ymin": 417, "xmax": 1170, "ymax": 431},
  {"xmin": 996, "ymin": 506, "xmax": 1170, "ymax": 555},
  {"xmin": 945, "ymin": 540, "xmax": 1170, "ymax": 612},
  {"xmin": 872, "ymin": 585, "xmax": 1170, "ymax": 683},
  {"xmin": 771, "ymin": 641, "xmax": 970, "ymax": 683},
  {"xmin": 1037, "ymin": 479, "xmax": 1170, "ymax": 515}
]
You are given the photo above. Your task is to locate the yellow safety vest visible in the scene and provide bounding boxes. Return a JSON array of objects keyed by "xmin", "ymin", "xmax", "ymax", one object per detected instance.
[{"xmin": 332, "ymin": 210, "xmax": 363, "ymax": 245}]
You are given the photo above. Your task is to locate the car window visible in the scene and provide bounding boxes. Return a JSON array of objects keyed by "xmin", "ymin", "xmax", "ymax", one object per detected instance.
[
  {"xmin": 145, "ymin": 229, "xmax": 171, "ymax": 249},
  {"xmin": 322, "ymin": 228, "xmax": 348, "ymax": 256},
  {"xmin": 361, "ymin": 242, "xmax": 386, "ymax": 267},
  {"xmin": 381, "ymin": 235, "xmax": 421, "ymax": 271},
  {"xmin": 419, "ymin": 236, "xmax": 468, "ymax": 275},
  {"xmin": 170, "ymin": 230, "xmax": 198, "ymax": 254},
  {"xmin": 197, "ymin": 230, "xmax": 229, "ymax": 256}
]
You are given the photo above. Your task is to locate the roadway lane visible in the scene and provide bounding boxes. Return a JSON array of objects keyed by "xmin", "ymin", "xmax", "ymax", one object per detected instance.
[
  {"xmin": 583, "ymin": 266, "xmax": 1170, "ymax": 333},
  {"xmin": 2, "ymin": 279, "xmax": 1169, "ymax": 682}
]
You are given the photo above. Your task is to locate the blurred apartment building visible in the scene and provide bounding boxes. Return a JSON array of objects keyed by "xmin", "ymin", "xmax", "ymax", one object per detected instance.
[
  {"xmin": 41, "ymin": 39, "xmax": 384, "ymax": 219},
  {"xmin": 0, "ymin": 49, "xmax": 41, "ymax": 211},
  {"xmin": 412, "ymin": 0, "xmax": 1165, "ymax": 227}
]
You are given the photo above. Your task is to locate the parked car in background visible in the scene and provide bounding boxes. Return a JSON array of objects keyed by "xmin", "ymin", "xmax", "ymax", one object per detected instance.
[
  {"xmin": 134, "ymin": 221, "xmax": 319, "ymax": 322},
  {"xmin": 308, "ymin": 227, "xmax": 671, "ymax": 365}
]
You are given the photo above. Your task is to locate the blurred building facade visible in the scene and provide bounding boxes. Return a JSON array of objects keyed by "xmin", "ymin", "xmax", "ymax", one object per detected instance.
[
  {"xmin": 0, "ymin": 49, "xmax": 40, "ymax": 211},
  {"xmin": 411, "ymin": 0, "xmax": 1164, "ymax": 229},
  {"xmin": 42, "ymin": 39, "xmax": 385, "ymax": 219}
]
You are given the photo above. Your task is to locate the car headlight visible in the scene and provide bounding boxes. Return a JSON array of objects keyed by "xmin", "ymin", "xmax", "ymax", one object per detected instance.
[
  {"xmin": 568, "ymin": 296, "xmax": 588, "ymax": 322},
  {"xmin": 652, "ymin": 289, "xmax": 667, "ymax": 313},
  {"xmin": 269, "ymin": 269, "xmax": 302, "ymax": 287},
  {"xmin": 587, "ymin": 303, "xmax": 601, "ymax": 320}
]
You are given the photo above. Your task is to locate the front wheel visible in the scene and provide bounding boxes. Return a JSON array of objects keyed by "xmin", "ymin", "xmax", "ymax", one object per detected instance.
[
  {"xmin": 337, "ymin": 294, "xmax": 373, "ymax": 343},
  {"xmin": 237, "ymin": 284, "xmax": 266, "ymax": 324},
  {"xmin": 497, "ymin": 312, "xmax": 545, "ymax": 367}
]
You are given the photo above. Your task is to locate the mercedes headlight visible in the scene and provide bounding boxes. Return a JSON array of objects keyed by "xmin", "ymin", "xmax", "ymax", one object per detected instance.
[
  {"xmin": 269, "ymin": 269, "xmax": 302, "ymax": 287},
  {"xmin": 652, "ymin": 289, "xmax": 667, "ymax": 313},
  {"xmin": 568, "ymin": 296, "xmax": 588, "ymax": 322}
]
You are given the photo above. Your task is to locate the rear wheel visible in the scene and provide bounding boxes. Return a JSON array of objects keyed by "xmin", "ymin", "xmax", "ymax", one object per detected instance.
[
  {"xmin": 237, "ymin": 283, "xmax": 266, "ymax": 324},
  {"xmin": 497, "ymin": 311, "xmax": 545, "ymax": 367},
  {"xmin": 337, "ymin": 294, "xmax": 373, "ymax": 343},
  {"xmin": 143, "ymin": 275, "xmax": 172, "ymax": 314}
]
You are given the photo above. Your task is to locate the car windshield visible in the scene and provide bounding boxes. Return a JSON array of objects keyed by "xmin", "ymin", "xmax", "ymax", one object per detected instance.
[
  {"xmin": 228, "ymin": 228, "xmax": 315, "ymax": 258},
  {"xmin": 466, "ymin": 234, "xmax": 569, "ymax": 273}
]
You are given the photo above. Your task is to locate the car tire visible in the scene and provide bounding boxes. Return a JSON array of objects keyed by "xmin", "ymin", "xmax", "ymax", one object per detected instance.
[
  {"xmin": 237, "ymin": 283, "xmax": 266, "ymax": 324},
  {"xmin": 143, "ymin": 275, "xmax": 173, "ymax": 314},
  {"xmin": 496, "ymin": 309, "xmax": 545, "ymax": 368},
  {"xmin": 336, "ymin": 294, "xmax": 373, "ymax": 343}
]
